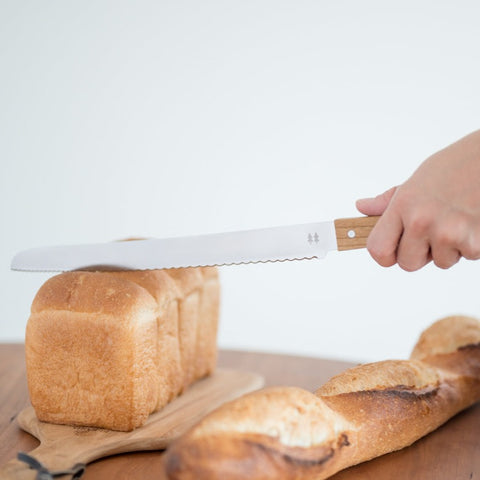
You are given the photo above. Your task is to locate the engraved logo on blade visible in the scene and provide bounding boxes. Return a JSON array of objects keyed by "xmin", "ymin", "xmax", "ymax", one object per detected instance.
[{"xmin": 307, "ymin": 233, "xmax": 320, "ymax": 244}]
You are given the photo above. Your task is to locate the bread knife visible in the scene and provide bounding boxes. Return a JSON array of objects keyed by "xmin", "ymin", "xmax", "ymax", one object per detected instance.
[{"xmin": 11, "ymin": 216, "xmax": 379, "ymax": 272}]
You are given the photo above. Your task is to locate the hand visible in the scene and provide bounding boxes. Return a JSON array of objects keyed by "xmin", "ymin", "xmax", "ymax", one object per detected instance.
[{"xmin": 356, "ymin": 130, "xmax": 480, "ymax": 271}]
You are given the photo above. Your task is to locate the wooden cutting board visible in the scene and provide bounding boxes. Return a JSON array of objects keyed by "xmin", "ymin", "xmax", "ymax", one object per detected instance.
[{"xmin": 0, "ymin": 369, "xmax": 264, "ymax": 480}]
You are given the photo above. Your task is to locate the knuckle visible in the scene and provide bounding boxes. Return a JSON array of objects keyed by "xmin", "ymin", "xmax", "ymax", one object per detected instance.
[
  {"xmin": 398, "ymin": 261, "xmax": 422, "ymax": 272},
  {"xmin": 367, "ymin": 241, "xmax": 396, "ymax": 267},
  {"xmin": 461, "ymin": 225, "xmax": 480, "ymax": 260},
  {"xmin": 469, "ymin": 248, "xmax": 480, "ymax": 260},
  {"xmin": 433, "ymin": 257, "xmax": 456, "ymax": 269},
  {"xmin": 370, "ymin": 249, "xmax": 395, "ymax": 267},
  {"xmin": 397, "ymin": 245, "xmax": 430, "ymax": 272},
  {"xmin": 407, "ymin": 211, "xmax": 431, "ymax": 236},
  {"xmin": 435, "ymin": 228, "xmax": 458, "ymax": 248},
  {"xmin": 462, "ymin": 240, "xmax": 480, "ymax": 260}
]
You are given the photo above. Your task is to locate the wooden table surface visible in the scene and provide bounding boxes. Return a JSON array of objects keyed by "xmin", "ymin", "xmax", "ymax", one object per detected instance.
[{"xmin": 1, "ymin": 343, "xmax": 479, "ymax": 479}]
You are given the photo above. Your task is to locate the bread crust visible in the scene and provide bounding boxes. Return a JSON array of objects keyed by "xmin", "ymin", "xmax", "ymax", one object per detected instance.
[
  {"xmin": 164, "ymin": 315, "xmax": 480, "ymax": 479},
  {"xmin": 25, "ymin": 267, "xmax": 220, "ymax": 431}
]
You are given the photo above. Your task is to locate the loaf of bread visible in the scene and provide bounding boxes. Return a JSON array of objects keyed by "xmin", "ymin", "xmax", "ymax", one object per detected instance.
[
  {"xmin": 25, "ymin": 267, "xmax": 220, "ymax": 431},
  {"xmin": 163, "ymin": 315, "xmax": 480, "ymax": 479}
]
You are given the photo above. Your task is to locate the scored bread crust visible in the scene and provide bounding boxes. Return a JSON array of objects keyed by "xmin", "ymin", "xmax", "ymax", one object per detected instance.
[
  {"xmin": 164, "ymin": 315, "xmax": 480, "ymax": 480},
  {"xmin": 25, "ymin": 267, "xmax": 220, "ymax": 432}
]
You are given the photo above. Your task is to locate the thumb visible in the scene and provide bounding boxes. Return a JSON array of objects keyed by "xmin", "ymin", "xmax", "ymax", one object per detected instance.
[{"xmin": 356, "ymin": 186, "xmax": 398, "ymax": 216}]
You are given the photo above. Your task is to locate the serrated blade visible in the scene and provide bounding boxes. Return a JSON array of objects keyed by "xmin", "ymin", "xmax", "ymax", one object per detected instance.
[{"xmin": 10, "ymin": 221, "xmax": 338, "ymax": 272}]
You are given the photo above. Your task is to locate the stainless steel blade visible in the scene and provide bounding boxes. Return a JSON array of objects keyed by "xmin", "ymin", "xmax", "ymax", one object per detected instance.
[{"xmin": 10, "ymin": 221, "xmax": 338, "ymax": 272}]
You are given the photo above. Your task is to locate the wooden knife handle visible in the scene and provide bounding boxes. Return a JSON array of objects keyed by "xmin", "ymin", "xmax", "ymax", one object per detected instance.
[{"xmin": 334, "ymin": 216, "xmax": 380, "ymax": 251}]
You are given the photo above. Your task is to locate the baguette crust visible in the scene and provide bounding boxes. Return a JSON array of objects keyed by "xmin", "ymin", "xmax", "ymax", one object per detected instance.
[
  {"xmin": 26, "ymin": 267, "xmax": 220, "ymax": 431},
  {"xmin": 164, "ymin": 315, "xmax": 480, "ymax": 479}
]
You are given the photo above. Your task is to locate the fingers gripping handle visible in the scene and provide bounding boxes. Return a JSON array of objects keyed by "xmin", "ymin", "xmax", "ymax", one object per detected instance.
[{"xmin": 334, "ymin": 216, "xmax": 380, "ymax": 251}]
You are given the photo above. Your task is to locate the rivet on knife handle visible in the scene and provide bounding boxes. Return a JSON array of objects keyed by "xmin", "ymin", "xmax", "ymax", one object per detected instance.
[{"xmin": 334, "ymin": 216, "xmax": 380, "ymax": 251}]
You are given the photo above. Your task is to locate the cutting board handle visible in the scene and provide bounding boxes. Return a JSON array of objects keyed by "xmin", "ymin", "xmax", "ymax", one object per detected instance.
[
  {"xmin": 0, "ymin": 369, "xmax": 264, "ymax": 480},
  {"xmin": 334, "ymin": 216, "xmax": 380, "ymax": 251},
  {"xmin": 0, "ymin": 449, "xmax": 85, "ymax": 480},
  {"xmin": 0, "ymin": 457, "xmax": 38, "ymax": 480}
]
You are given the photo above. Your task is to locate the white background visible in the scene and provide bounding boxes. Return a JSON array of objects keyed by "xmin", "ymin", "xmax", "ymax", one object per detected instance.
[{"xmin": 1, "ymin": 0, "xmax": 479, "ymax": 363}]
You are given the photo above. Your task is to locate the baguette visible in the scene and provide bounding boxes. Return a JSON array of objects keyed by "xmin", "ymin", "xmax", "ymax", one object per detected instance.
[{"xmin": 163, "ymin": 315, "xmax": 480, "ymax": 479}]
